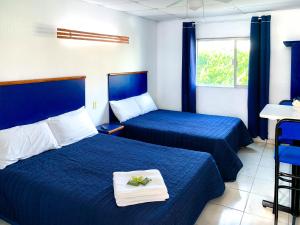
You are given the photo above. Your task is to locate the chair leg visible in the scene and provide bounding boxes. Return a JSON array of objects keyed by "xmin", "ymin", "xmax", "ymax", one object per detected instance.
[
  {"xmin": 291, "ymin": 166, "xmax": 300, "ymax": 217},
  {"xmin": 292, "ymin": 216, "xmax": 296, "ymax": 225},
  {"xmin": 291, "ymin": 166, "xmax": 300, "ymax": 225},
  {"xmin": 274, "ymin": 161, "xmax": 279, "ymax": 225}
]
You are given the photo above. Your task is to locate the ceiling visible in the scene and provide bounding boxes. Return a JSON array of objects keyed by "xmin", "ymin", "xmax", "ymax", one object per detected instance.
[{"xmin": 82, "ymin": 0, "xmax": 300, "ymax": 21}]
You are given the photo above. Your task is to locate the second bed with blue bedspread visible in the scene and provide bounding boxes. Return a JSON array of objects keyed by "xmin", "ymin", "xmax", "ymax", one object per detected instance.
[
  {"xmin": 0, "ymin": 134, "xmax": 224, "ymax": 225},
  {"xmin": 123, "ymin": 110, "xmax": 253, "ymax": 181}
]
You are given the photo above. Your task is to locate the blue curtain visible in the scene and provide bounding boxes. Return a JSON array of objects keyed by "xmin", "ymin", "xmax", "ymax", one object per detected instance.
[
  {"xmin": 248, "ymin": 15, "xmax": 271, "ymax": 140},
  {"xmin": 291, "ymin": 43, "xmax": 300, "ymax": 99},
  {"xmin": 182, "ymin": 22, "xmax": 196, "ymax": 113}
]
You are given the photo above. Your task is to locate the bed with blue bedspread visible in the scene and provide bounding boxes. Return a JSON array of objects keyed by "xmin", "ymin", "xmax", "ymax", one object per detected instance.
[
  {"xmin": 122, "ymin": 110, "xmax": 253, "ymax": 181},
  {"xmin": 0, "ymin": 134, "xmax": 224, "ymax": 225}
]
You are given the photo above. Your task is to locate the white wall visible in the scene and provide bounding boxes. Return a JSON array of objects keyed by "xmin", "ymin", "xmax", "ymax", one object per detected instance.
[
  {"xmin": 156, "ymin": 20, "xmax": 182, "ymax": 111},
  {"xmin": 156, "ymin": 9, "xmax": 300, "ymax": 139},
  {"xmin": 0, "ymin": 0, "xmax": 157, "ymax": 125},
  {"xmin": 156, "ymin": 19, "xmax": 249, "ymax": 123}
]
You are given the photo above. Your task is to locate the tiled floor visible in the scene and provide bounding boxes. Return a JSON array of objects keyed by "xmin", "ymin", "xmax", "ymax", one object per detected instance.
[
  {"xmin": 0, "ymin": 142, "xmax": 297, "ymax": 225},
  {"xmin": 195, "ymin": 142, "xmax": 296, "ymax": 225},
  {"xmin": 0, "ymin": 220, "xmax": 8, "ymax": 225}
]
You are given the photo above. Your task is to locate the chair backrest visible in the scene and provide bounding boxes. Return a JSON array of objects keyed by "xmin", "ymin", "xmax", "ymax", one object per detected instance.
[
  {"xmin": 277, "ymin": 100, "xmax": 300, "ymax": 144},
  {"xmin": 276, "ymin": 119, "xmax": 300, "ymax": 143}
]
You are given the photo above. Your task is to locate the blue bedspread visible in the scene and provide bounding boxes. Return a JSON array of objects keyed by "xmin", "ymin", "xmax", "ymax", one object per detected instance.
[
  {"xmin": 123, "ymin": 110, "xmax": 253, "ymax": 181},
  {"xmin": 0, "ymin": 134, "xmax": 224, "ymax": 225}
]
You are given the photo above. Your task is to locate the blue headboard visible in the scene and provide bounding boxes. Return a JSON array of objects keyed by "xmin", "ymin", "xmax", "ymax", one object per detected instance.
[
  {"xmin": 0, "ymin": 76, "xmax": 86, "ymax": 130},
  {"xmin": 108, "ymin": 71, "xmax": 147, "ymax": 122}
]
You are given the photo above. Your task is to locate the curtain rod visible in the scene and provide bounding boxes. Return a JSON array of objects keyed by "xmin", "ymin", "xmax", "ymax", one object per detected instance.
[
  {"xmin": 189, "ymin": 10, "xmax": 273, "ymax": 24},
  {"xmin": 193, "ymin": 18, "xmax": 249, "ymax": 24},
  {"xmin": 198, "ymin": 36, "xmax": 249, "ymax": 40},
  {"xmin": 193, "ymin": 15, "xmax": 271, "ymax": 24}
]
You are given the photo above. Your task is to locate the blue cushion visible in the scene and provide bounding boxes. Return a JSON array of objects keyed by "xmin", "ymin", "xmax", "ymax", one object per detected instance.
[{"xmin": 278, "ymin": 145, "xmax": 300, "ymax": 166}]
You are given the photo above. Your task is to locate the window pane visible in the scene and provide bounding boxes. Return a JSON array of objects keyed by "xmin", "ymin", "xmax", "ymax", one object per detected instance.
[
  {"xmin": 197, "ymin": 40, "xmax": 234, "ymax": 87},
  {"xmin": 236, "ymin": 39, "xmax": 250, "ymax": 86}
]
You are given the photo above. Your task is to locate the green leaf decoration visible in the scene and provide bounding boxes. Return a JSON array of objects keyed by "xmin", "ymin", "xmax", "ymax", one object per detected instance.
[
  {"xmin": 127, "ymin": 176, "xmax": 152, "ymax": 186},
  {"xmin": 127, "ymin": 180, "xmax": 140, "ymax": 186},
  {"xmin": 140, "ymin": 177, "xmax": 151, "ymax": 185}
]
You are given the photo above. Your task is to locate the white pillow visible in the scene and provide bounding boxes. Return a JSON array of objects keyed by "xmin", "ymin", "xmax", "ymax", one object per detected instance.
[
  {"xmin": 0, "ymin": 122, "xmax": 59, "ymax": 169},
  {"xmin": 134, "ymin": 93, "xmax": 158, "ymax": 114},
  {"xmin": 47, "ymin": 107, "xmax": 98, "ymax": 146},
  {"xmin": 110, "ymin": 97, "xmax": 142, "ymax": 122}
]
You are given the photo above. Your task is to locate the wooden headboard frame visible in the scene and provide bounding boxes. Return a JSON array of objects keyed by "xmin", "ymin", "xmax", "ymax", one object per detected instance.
[
  {"xmin": 0, "ymin": 76, "xmax": 86, "ymax": 86},
  {"xmin": 0, "ymin": 76, "xmax": 86, "ymax": 130}
]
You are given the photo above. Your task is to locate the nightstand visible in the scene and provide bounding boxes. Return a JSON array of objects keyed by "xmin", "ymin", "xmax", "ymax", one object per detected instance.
[{"xmin": 96, "ymin": 123, "xmax": 124, "ymax": 135}]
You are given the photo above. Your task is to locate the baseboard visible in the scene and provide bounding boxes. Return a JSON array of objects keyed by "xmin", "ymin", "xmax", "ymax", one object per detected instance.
[{"xmin": 253, "ymin": 137, "xmax": 275, "ymax": 145}]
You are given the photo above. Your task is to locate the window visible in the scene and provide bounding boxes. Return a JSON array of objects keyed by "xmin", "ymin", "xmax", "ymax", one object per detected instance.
[{"xmin": 196, "ymin": 38, "xmax": 250, "ymax": 87}]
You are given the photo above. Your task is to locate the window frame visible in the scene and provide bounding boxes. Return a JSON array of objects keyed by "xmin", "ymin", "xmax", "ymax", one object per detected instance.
[{"xmin": 196, "ymin": 37, "xmax": 250, "ymax": 88}]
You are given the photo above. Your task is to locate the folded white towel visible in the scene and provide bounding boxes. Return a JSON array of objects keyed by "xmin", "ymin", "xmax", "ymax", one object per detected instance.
[
  {"xmin": 117, "ymin": 192, "xmax": 169, "ymax": 202},
  {"xmin": 116, "ymin": 194, "xmax": 169, "ymax": 207},
  {"xmin": 113, "ymin": 169, "xmax": 169, "ymax": 207}
]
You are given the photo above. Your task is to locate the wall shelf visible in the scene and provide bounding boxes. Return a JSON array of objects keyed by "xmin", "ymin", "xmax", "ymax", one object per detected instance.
[{"xmin": 57, "ymin": 28, "xmax": 129, "ymax": 44}]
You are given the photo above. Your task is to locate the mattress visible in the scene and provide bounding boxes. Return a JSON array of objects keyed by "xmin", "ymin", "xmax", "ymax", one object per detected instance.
[
  {"xmin": 0, "ymin": 134, "xmax": 224, "ymax": 225},
  {"xmin": 123, "ymin": 109, "xmax": 253, "ymax": 181}
]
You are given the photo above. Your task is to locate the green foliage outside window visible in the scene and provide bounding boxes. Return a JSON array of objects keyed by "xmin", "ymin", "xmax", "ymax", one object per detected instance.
[
  {"xmin": 197, "ymin": 52, "xmax": 234, "ymax": 86},
  {"xmin": 197, "ymin": 39, "xmax": 249, "ymax": 87},
  {"xmin": 236, "ymin": 51, "xmax": 249, "ymax": 86}
]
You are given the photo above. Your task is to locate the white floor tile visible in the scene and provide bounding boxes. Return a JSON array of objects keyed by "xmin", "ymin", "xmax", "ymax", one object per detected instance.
[
  {"xmin": 245, "ymin": 193, "xmax": 289, "ymax": 224},
  {"xmin": 195, "ymin": 204, "xmax": 243, "ymax": 225},
  {"xmin": 265, "ymin": 143, "xmax": 275, "ymax": 152},
  {"xmin": 260, "ymin": 156, "xmax": 276, "ymax": 168},
  {"xmin": 239, "ymin": 164, "xmax": 259, "ymax": 177},
  {"xmin": 241, "ymin": 213, "xmax": 286, "ymax": 225},
  {"xmin": 211, "ymin": 187, "xmax": 249, "ymax": 211},
  {"xmin": 247, "ymin": 142, "xmax": 266, "ymax": 152},
  {"xmin": 226, "ymin": 174, "xmax": 254, "ymax": 192},
  {"xmin": 251, "ymin": 178, "xmax": 290, "ymax": 206},
  {"xmin": 255, "ymin": 166, "xmax": 275, "ymax": 181},
  {"xmin": 238, "ymin": 149, "xmax": 262, "ymax": 166},
  {"xmin": 251, "ymin": 177, "xmax": 274, "ymax": 199},
  {"xmin": 256, "ymin": 165, "xmax": 292, "ymax": 182},
  {"xmin": 260, "ymin": 148, "xmax": 273, "ymax": 158},
  {"xmin": 260, "ymin": 144, "xmax": 275, "ymax": 167}
]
